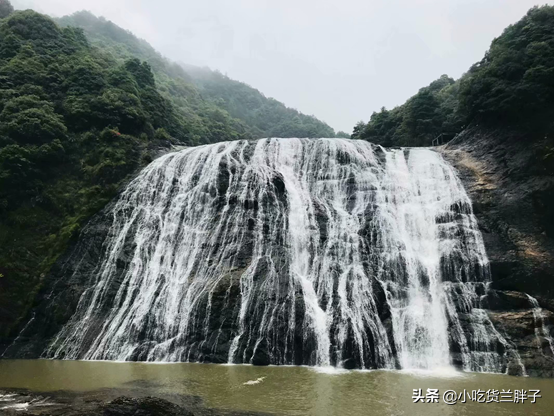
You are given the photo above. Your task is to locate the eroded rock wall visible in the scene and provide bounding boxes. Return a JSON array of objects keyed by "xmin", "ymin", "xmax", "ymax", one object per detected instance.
[{"xmin": 442, "ymin": 127, "xmax": 554, "ymax": 376}]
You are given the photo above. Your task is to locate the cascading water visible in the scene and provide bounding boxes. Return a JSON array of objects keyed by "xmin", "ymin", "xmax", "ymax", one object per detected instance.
[
  {"xmin": 40, "ymin": 138, "xmax": 515, "ymax": 372},
  {"xmin": 527, "ymin": 294, "xmax": 554, "ymax": 357}
]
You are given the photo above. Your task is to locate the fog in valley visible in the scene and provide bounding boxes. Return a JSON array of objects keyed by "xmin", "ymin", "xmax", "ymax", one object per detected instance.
[{"xmin": 13, "ymin": 0, "xmax": 551, "ymax": 132}]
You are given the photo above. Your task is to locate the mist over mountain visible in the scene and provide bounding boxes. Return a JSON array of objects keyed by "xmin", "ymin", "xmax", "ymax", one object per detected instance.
[
  {"xmin": 57, "ymin": 11, "xmax": 339, "ymax": 140},
  {"xmin": 352, "ymin": 5, "xmax": 554, "ymax": 157}
]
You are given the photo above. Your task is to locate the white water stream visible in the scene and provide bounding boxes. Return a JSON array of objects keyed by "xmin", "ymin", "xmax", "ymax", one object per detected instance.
[{"xmin": 41, "ymin": 138, "xmax": 516, "ymax": 372}]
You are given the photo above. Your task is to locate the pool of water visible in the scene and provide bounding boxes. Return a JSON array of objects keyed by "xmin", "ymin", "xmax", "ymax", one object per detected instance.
[{"xmin": 0, "ymin": 360, "xmax": 553, "ymax": 415}]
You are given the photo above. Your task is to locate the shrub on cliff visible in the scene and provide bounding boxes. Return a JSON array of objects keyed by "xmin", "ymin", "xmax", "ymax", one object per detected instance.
[{"xmin": 459, "ymin": 6, "xmax": 554, "ymax": 135}]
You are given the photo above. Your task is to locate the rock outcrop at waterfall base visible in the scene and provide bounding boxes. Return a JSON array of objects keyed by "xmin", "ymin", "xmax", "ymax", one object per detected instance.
[{"xmin": 0, "ymin": 388, "xmax": 270, "ymax": 415}]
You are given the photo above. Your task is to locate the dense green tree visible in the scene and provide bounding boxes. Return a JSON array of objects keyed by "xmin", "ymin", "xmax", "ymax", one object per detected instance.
[
  {"xmin": 351, "ymin": 121, "xmax": 366, "ymax": 140},
  {"xmin": 335, "ymin": 131, "xmax": 350, "ymax": 138},
  {"xmin": 352, "ymin": 76, "xmax": 458, "ymax": 146},
  {"xmin": 0, "ymin": 44, "xmax": 46, "ymax": 87},
  {"xmin": 0, "ymin": 95, "xmax": 67, "ymax": 144},
  {"xmin": 0, "ymin": 144, "xmax": 39, "ymax": 196},
  {"xmin": 353, "ymin": 6, "xmax": 554, "ymax": 148},
  {"xmin": 57, "ymin": 11, "xmax": 337, "ymax": 139},
  {"xmin": 458, "ymin": 6, "xmax": 554, "ymax": 135},
  {"xmin": 0, "ymin": 10, "xmax": 189, "ymax": 337},
  {"xmin": 400, "ymin": 89, "xmax": 442, "ymax": 146}
]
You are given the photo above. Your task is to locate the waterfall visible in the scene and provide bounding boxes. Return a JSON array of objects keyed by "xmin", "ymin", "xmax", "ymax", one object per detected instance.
[
  {"xmin": 42, "ymin": 138, "xmax": 510, "ymax": 371},
  {"xmin": 527, "ymin": 294, "xmax": 554, "ymax": 357}
]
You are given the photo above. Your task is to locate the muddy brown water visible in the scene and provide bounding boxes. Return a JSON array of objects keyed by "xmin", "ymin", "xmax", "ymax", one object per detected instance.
[{"xmin": 1, "ymin": 360, "xmax": 554, "ymax": 415}]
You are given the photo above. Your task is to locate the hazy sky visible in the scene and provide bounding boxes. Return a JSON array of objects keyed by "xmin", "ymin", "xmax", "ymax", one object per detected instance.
[{"xmin": 12, "ymin": 0, "xmax": 553, "ymax": 132}]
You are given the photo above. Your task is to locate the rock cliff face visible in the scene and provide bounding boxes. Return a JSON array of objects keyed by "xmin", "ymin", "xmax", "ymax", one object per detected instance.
[
  {"xmin": 2, "ymin": 134, "xmax": 553, "ymax": 377},
  {"xmin": 442, "ymin": 126, "xmax": 554, "ymax": 377},
  {"xmin": 0, "ymin": 203, "xmax": 117, "ymax": 358}
]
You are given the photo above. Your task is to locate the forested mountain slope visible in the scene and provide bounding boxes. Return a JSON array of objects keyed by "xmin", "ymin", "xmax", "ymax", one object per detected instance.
[
  {"xmin": 352, "ymin": 74, "xmax": 461, "ymax": 147},
  {"xmin": 0, "ymin": 8, "xmax": 189, "ymax": 337},
  {"xmin": 57, "ymin": 11, "xmax": 338, "ymax": 139},
  {"xmin": 350, "ymin": 5, "xmax": 554, "ymax": 251},
  {"xmin": 181, "ymin": 63, "xmax": 337, "ymax": 138},
  {"xmin": 352, "ymin": 5, "xmax": 554, "ymax": 157}
]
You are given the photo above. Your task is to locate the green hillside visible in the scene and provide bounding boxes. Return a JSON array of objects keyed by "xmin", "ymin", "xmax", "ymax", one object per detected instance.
[
  {"xmin": 57, "ymin": 11, "xmax": 337, "ymax": 139},
  {"xmin": 352, "ymin": 5, "xmax": 554, "ymax": 158}
]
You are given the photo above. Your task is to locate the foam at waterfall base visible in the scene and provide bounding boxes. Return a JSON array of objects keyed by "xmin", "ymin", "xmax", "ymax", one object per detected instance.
[
  {"xmin": 397, "ymin": 366, "xmax": 469, "ymax": 379},
  {"xmin": 311, "ymin": 366, "xmax": 350, "ymax": 375}
]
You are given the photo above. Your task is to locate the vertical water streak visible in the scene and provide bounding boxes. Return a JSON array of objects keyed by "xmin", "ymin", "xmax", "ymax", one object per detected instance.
[
  {"xmin": 373, "ymin": 149, "xmax": 453, "ymax": 369},
  {"xmin": 527, "ymin": 294, "xmax": 554, "ymax": 357},
  {"xmin": 36, "ymin": 139, "xmax": 508, "ymax": 373},
  {"xmin": 372, "ymin": 148, "xmax": 510, "ymax": 372}
]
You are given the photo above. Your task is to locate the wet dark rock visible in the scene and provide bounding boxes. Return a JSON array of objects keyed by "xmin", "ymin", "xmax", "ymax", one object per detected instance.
[
  {"xmin": 341, "ymin": 358, "xmax": 357, "ymax": 370},
  {"xmin": 103, "ymin": 396, "xmax": 194, "ymax": 416},
  {"xmin": 484, "ymin": 290, "xmax": 533, "ymax": 311},
  {"xmin": 251, "ymin": 339, "xmax": 270, "ymax": 366},
  {"xmin": 0, "ymin": 389, "xmax": 271, "ymax": 416},
  {"xmin": 271, "ymin": 174, "xmax": 286, "ymax": 197},
  {"xmin": 443, "ymin": 127, "xmax": 554, "ymax": 298},
  {"xmin": 1, "ymin": 203, "xmax": 118, "ymax": 358},
  {"xmin": 443, "ymin": 126, "xmax": 554, "ymax": 376},
  {"xmin": 488, "ymin": 310, "xmax": 538, "ymax": 339}
]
